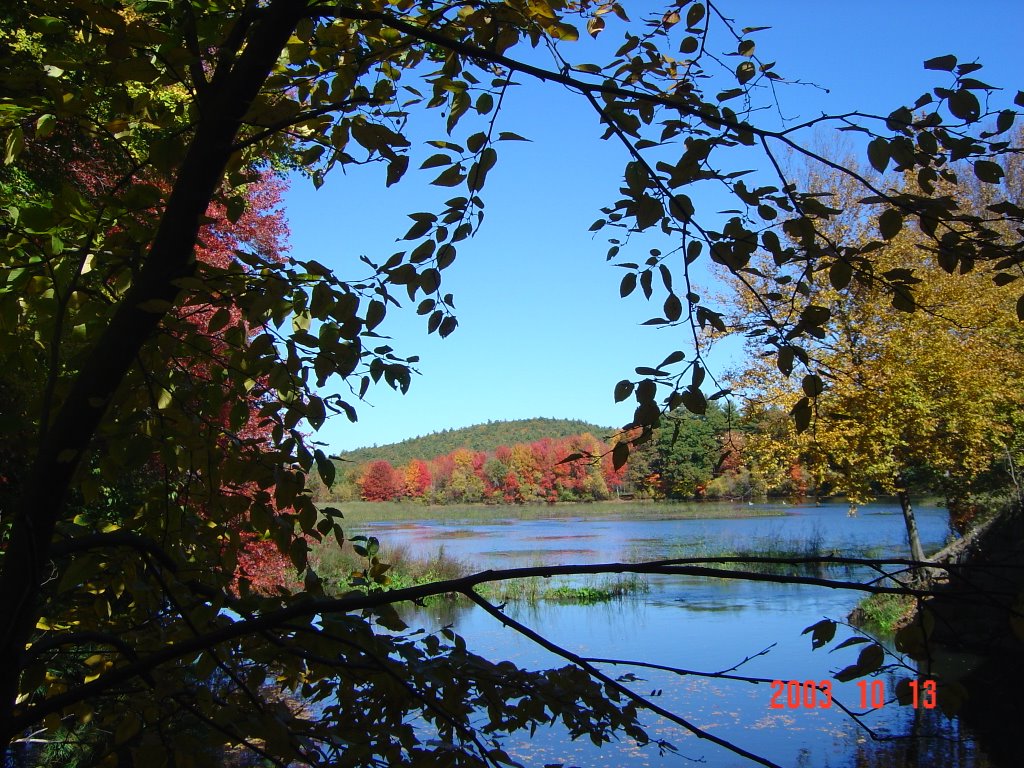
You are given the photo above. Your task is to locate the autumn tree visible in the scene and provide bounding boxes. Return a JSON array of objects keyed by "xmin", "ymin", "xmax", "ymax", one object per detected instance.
[
  {"xmin": 727, "ymin": 158, "xmax": 1024, "ymax": 560},
  {"xmin": 402, "ymin": 458, "xmax": 432, "ymax": 498},
  {"xmin": 446, "ymin": 448, "xmax": 487, "ymax": 502},
  {"xmin": 1, "ymin": 0, "xmax": 1022, "ymax": 765},
  {"xmin": 360, "ymin": 459, "xmax": 402, "ymax": 501}
]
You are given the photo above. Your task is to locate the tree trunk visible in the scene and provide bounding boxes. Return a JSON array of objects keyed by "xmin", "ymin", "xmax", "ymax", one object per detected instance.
[
  {"xmin": 897, "ymin": 483, "xmax": 927, "ymax": 564},
  {"xmin": 0, "ymin": 0, "xmax": 307, "ymax": 750}
]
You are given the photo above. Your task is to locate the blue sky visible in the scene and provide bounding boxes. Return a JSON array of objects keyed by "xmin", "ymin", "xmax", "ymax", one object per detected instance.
[{"xmin": 282, "ymin": 2, "xmax": 1024, "ymax": 452}]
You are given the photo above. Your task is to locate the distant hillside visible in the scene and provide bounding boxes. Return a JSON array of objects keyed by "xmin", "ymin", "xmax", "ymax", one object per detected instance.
[{"xmin": 336, "ymin": 418, "xmax": 616, "ymax": 466}]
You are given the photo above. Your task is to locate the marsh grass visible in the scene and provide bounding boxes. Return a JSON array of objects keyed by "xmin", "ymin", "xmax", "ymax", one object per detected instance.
[
  {"xmin": 308, "ymin": 538, "xmax": 649, "ymax": 605},
  {"xmin": 652, "ymin": 523, "xmax": 848, "ymax": 576},
  {"xmin": 309, "ymin": 538, "xmax": 470, "ymax": 594},
  {"xmin": 476, "ymin": 574, "xmax": 650, "ymax": 604}
]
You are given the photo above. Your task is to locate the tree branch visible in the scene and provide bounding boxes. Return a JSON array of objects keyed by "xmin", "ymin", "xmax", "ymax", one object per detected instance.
[{"xmin": 6, "ymin": 554, "xmax": 975, "ymax": 737}]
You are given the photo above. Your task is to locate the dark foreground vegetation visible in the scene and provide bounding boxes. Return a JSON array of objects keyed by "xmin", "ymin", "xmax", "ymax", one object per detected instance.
[{"xmin": 2, "ymin": 1, "xmax": 1023, "ymax": 767}]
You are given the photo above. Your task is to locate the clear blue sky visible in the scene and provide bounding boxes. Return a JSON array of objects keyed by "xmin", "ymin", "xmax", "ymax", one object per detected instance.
[{"xmin": 282, "ymin": 2, "xmax": 1024, "ymax": 452}]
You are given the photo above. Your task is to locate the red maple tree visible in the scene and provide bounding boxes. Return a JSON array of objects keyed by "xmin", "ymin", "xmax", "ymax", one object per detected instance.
[
  {"xmin": 360, "ymin": 460, "xmax": 402, "ymax": 501},
  {"xmin": 47, "ymin": 121, "xmax": 297, "ymax": 592}
]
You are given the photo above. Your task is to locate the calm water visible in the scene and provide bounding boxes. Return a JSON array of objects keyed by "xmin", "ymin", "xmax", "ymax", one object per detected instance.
[{"xmin": 358, "ymin": 501, "xmax": 996, "ymax": 767}]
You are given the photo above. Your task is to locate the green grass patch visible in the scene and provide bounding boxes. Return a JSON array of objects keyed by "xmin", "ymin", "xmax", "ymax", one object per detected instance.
[
  {"xmin": 476, "ymin": 574, "xmax": 649, "ymax": 605},
  {"xmin": 855, "ymin": 592, "xmax": 916, "ymax": 634}
]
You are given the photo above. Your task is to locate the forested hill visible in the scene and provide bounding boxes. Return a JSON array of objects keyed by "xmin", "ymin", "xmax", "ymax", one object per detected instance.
[{"xmin": 336, "ymin": 418, "xmax": 615, "ymax": 465}]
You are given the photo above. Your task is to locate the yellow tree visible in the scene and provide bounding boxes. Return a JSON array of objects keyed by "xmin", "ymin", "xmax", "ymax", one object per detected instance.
[{"xmin": 729, "ymin": 162, "xmax": 1024, "ymax": 562}]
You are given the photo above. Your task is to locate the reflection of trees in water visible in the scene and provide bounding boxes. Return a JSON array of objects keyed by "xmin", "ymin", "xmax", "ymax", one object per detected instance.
[
  {"xmin": 405, "ymin": 592, "xmax": 653, "ymax": 631},
  {"xmin": 397, "ymin": 578, "xmax": 1002, "ymax": 768},
  {"xmin": 847, "ymin": 702, "xmax": 992, "ymax": 768},
  {"xmin": 400, "ymin": 596, "xmax": 475, "ymax": 628}
]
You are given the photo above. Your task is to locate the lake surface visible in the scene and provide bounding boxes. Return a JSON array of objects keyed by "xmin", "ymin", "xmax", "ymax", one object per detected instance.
[{"xmin": 358, "ymin": 501, "xmax": 996, "ymax": 767}]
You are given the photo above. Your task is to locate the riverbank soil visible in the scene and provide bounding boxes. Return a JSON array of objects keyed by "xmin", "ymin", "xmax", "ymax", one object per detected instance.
[{"xmin": 924, "ymin": 506, "xmax": 1024, "ymax": 766}]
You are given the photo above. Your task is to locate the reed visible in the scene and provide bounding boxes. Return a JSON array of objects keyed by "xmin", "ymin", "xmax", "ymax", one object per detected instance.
[{"xmin": 309, "ymin": 539, "xmax": 649, "ymax": 604}]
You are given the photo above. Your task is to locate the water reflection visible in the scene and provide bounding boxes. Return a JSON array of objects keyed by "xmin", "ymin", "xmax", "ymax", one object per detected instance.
[{"xmin": 371, "ymin": 502, "xmax": 996, "ymax": 766}]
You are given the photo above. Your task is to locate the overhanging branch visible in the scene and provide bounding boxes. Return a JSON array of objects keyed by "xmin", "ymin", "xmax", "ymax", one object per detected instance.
[{"xmin": 7, "ymin": 554, "xmax": 979, "ymax": 736}]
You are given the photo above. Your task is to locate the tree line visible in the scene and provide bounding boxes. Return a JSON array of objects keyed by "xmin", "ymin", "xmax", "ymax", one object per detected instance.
[
  {"xmin": 314, "ymin": 404, "xmax": 839, "ymax": 506},
  {"xmin": 335, "ymin": 417, "xmax": 614, "ymax": 467}
]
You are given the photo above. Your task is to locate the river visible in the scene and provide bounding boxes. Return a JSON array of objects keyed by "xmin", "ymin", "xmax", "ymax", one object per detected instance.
[{"xmin": 356, "ymin": 500, "xmax": 995, "ymax": 767}]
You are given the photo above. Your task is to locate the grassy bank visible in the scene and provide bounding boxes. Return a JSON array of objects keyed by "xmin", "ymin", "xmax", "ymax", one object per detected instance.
[
  {"xmin": 851, "ymin": 592, "xmax": 917, "ymax": 633},
  {"xmin": 308, "ymin": 538, "xmax": 649, "ymax": 605},
  {"xmin": 319, "ymin": 499, "xmax": 785, "ymax": 525}
]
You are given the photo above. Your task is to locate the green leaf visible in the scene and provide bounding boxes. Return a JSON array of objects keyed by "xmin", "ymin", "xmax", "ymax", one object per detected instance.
[
  {"xmin": 371, "ymin": 603, "xmax": 407, "ymax": 632},
  {"xmin": 386, "ymin": 156, "xmax": 409, "ymax": 187},
  {"xmin": 156, "ymin": 388, "xmax": 173, "ymax": 410},
  {"xmin": 886, "ymin": 107, "xmax": 913, "ymax": 133},
  {"xmin": 801, "ymin": 374, "xmax": 824, "ymax": 397},
  {"xmin": 937, "ymin": 246, "xmax": 958, "ymax": 274},
  {"xmin": 136, "ymin": 298, "xmax": 172, "ymax": 313},
  {"xmin": 545, "ymin": 21, "xmax": 579, "ymax": 41},
  {"xmin": 923, "ymin": 54, "xmax": 957, "ymax": 71},
  {"xmin": 802, "ymin": 619, "xmax": 836, "ymax": 650},
  {"xmin": 314, "ymin": 449, "xmax": 336, "ymax": 487},
  {"xmin": 777, "ymin": 347, "xmax": 795, "ymax": 376},
  {"xmin": 867, "ymin": 138, "xmax": 890, "ymax": 173},
  {"xmin": 829, "ymin": 258, "xmax": 852, "ymax": 290},
  {"xmin": 419, "ymin": 268, "xmax": 441, "ymax": 294},
  {"xmin": 4, "ymin": 126, "xmax": 25, "ymax": 165},
  {"xmin": 612, "ymin": 441, "xmax": 629, "ymax": 470},
  {"xmin": 686, "ymin": 2, "xmax": 706, "ymax": 28},
  {"xmin": 681, "ymin": 386, "xmax": 706, "ymax": 415},
  {"xmin": 614, "ymin": 380, "xmax": 634, "ymax": 403},
  {"xmin": 113, "ymin": 57, "xmax": 162, "ymax": 83},
  {"xmin": 833, "ymin": 643, "xmax": 884, "ymax": 682},
  {"xmin": 891, "ymin": 286, "xmax": 916, "ymax": 313},
  {"xmin": 791, "ymin": 396, "xmax": 812, "ymax": 433},
  {"xmin": 879, "ymin": 209, "xmax": 903, "ymax": 240},
  {"xmin": 679, "ymin": 36, "xmax": 698, "ymax": 54},
  {"xmin": 436, "ymin": 244, "xmax": 456, "ymax": 270},
  {"xmin": 661, "ymin": 350, "xmax": 686, "ymax": 368},
  {"xmin": 35, "ymin": 114, "xmax": 56, "ymax": 139},
  {"xmin": 948, "ymin": 89, "xmax": 981, "ymax": 122},
  {"xmin": 114, "ymin": 713, "xmax": 141, "ymax": 745},
  {"xmin": 663, "ymin": 293, "xmax": 682, "ymax": 322},
  {"xmin": 735, "ymin": 61, "xmax": 756, "ymax": 85},
  {"xmin": 467, "ymin": 132, "xmax": 487, "ymax": 153},
  {"xmin": 438, "ymin": 315, "xmax": 458, "ymax": 338},
  {"xmin": 421, "ymin": 153, "xmax": 452, "ymax": 169},
  {"xmin": 830, "ymin": 636, "xmax": 872, "ymax": 652},
  {"xmin": 431, "ymin": 165, "xmax": 465, "ymax": 187},
  {"xmin": 365, "ymin": 299, "xmax": 386, "ymax": 331},
  {"xmin": 973, "ymin": 160, "xmax": 1004, "ymax": 184},
  {"xmin": 996, "ymin": 109, "xmax": 1016, "ymax": 134},
  {"xmin": 640, "ymin": 269, "xmax": 653, "ymax": 299}
]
